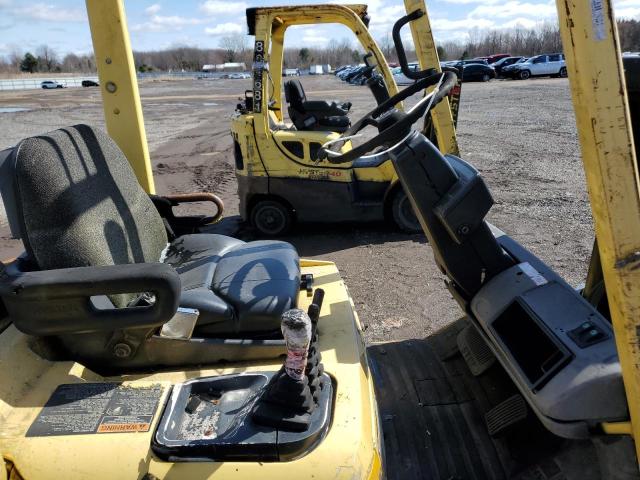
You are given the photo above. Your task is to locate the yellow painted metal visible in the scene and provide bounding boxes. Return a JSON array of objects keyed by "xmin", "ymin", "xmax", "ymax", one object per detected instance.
[
  {"xmin": 602, "ymin": 422, "xmax": 634, "ymax": 436},
  {"xmin": 270, "ymin": 24, "xmax": 286, "ymax": 122},
  {"xmin": 556, "ymin": 0, "xmax": 640, "ymax": 451},
  {"xmin": 0, "ymin": 262, "xmax": 381, "ymax": 479},
  {"xmin": 368, "ymin": 450, "xmax": 383, "ymax": 480},
  {"xmin": 403, "ymin": 0, "xmax": 459, "ymax": 155},
  {"xmin": 85, "ymin": 0, "xmax": 156, "ymax": 193}
]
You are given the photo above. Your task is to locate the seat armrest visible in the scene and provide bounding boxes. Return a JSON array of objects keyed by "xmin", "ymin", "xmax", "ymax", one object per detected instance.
[
  {"xmin": 151, "ymin": 192, "xmax": 224, "ymax": 237},
  {"xmin": 0, "ymin": 263, "xmax": 180, "ymax": 335},
  {"xmin": 302, "ymin": 100, "xmax": 348, "ymax": 116}
]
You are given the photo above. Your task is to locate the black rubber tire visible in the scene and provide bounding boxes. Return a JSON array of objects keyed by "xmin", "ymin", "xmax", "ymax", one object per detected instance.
[
  {"xmin": 391, "ymin": 189, "xmax": 421, "ymax": 233},
  {"xmin": 559, "ymin": 66, "xmax": 568, "ymax": 78},
  {"xmin": 250, "ymin": 199, "xmax": 293, "ymax": 236},
  {"xmin": 519, "ymin": 70, "xmax": 531, "ymax": 80},
  {"xmin": 482, "ymin": 74, "xmax": 491, "ymax": 82}
]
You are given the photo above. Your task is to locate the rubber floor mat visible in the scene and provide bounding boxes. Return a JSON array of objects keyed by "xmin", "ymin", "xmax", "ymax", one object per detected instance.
[
  {"xmin": 366, "ymin": 319, "xmax": 600, "ymax": 480},
  {"xmin": 369, "ymin": 326, "xmax": 507, "ymax": 479}
]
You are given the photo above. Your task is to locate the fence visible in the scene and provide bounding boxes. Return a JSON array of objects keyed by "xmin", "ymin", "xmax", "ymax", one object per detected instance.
[
  {"xmin": 0, "ymin": 76, "xmax": 100, "ymax": 91},
  {"xmin": 0, "ymin": 71, "xmax": 255, "ymax": 91}
]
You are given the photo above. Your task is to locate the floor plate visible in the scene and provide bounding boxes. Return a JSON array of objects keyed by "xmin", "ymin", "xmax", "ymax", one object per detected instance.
[{"xmin": 368, "ymin": 319, "xmax": 610, "ymax": 480}]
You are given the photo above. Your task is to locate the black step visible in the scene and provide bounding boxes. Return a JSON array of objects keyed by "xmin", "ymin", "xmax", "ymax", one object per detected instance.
[
  {"xmin": 485, "ymin": 394, "xmax": 528, "ymax": 437},
  {"xmin": 457, "ymin": 324, "xmax": 496, "ymax": 376}
]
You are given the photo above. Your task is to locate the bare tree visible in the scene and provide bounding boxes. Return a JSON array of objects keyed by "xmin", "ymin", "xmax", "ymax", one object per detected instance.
[
  {"xmin": 36, "ymin": 45, "xmax": 59, "ymax": 72},
  {"xmin": 8, "ymin": 46, "xmax": 23, "ymax": 70},
  {"xmin": 219, "ymin": 34, "xmax": 248, "ymax": 63},
  {"xmin": 377, "ymin": 32, "xmax": 397, "ymax": 63}
]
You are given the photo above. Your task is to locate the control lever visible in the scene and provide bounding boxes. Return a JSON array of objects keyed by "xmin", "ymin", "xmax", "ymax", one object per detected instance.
[
  {"xmin": 252, "ymin": 289, "xmax": 326, "ymax": 431},
  {"xmin": 252, "ymin": 308, "xmax": 315, "ymax": 431}
]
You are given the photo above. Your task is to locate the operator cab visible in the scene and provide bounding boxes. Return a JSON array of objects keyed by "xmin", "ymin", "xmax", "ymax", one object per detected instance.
[{"xmin": 282, "ymin": 51, "xmax": 391, "ymax": 134}]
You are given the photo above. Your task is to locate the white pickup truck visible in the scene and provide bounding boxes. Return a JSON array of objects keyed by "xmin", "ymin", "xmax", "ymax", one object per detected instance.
[{"xmin": 503, "ymin": 53, "xmax": 567, "ymax": 80}]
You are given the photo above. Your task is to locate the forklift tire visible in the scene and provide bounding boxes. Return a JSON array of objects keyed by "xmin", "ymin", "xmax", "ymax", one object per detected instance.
[
  {"xmin": 250, "ymin": 199, "xmax": 293, "ymax": 236},
  {"xmin": 391, "ymin": 189, "xmax": 422, "ymax": 234}
]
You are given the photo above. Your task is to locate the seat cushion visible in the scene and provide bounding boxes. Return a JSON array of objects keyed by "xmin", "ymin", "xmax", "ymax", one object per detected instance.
[
  {"xmin": 164, "ymin": 234, "xmax": 300, "ymax": 336},
  {"xmin": 212, "ymin": 240, "xmax": 300, "ymax": 334},
  {"xmin": 164, "ymin": 234, "xmax": 244, "ymax": 328}
]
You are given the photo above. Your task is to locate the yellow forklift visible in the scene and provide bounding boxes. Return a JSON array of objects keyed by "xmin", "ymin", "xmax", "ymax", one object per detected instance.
[
  {"xmin": 1, "ymin": 1, "xmax": 640, "ymax": 479},
  {"xmin": 230, "ymin": 3, "xmax": 460, "ymax": 235}
]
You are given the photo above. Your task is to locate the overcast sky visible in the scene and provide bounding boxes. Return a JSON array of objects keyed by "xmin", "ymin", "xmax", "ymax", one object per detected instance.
[{"xmin": 0, "ymin": 0, "xmax": 639, "ymax": 58}]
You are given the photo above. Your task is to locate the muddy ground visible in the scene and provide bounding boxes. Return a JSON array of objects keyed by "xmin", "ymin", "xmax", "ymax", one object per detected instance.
[{"xmin": 0, "ymin": 75, "xmax": 591, "ymax": 343}]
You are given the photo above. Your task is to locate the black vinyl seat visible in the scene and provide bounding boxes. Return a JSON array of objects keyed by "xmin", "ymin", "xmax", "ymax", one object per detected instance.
[
  {"xmin": 284, "ymin": 79, "xmax": 351, "ymax": 133},
  {"xmin": 0, "ymin": 125, "xmax": 301, "ymax": 366},
  {"xmin": 164, "ymin": 234, "xmax": 300, "ymax": 336}
]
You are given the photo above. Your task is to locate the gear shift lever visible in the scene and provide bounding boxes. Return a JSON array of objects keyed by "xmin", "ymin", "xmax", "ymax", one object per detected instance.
[
  {"xmin": 252, "ymin": 308, "xmax": 315, "ymax": 431},
  {"xmin": 282, "ymin": 309, "xmax": 312, "ymax": 380}
]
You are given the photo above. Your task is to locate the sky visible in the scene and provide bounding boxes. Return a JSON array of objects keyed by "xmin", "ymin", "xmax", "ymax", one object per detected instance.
[{"xmin": 0, "ymin": 0, "xmax": 639, "ymax": 58}]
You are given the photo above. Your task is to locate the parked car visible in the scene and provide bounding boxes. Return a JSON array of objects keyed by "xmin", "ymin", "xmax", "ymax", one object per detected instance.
[
  {"xmin": 228, "ymin": 72, "xmax": 251, "ymax": 79},
  {"xmin": 503, "ymin": 54, "xmax": 567, "ymax": 80},
  {"xmin": 500, "ymin": 57, "xmax": 528, "ymax": 76},
  {"xmin": 349, "ymin": 68, "xmax": 371, "ymax": 85},
  {"xmin": 81, "ymin": 80, "xmax": 99, "ymax": 87},
  {"xmin": 492, "ymin": 56, "xmax": 524, "ymax": 77},
  {"xmin": 461, "ymin": 63, "xmax": 496, "ymax": 82},
  {"xmin": 485, "ymin": 53, "xmax": 511, "ymax": 64},
  {"xmin": 41, "ymin": 80, "xmax": 64, "ymax": 89},
  {"xmin": 442, "ymin": 59, "xmax": 489, "ymax": 67},
  {"xmin": 337, "ymin": 66, "xmax": 356, "ymax": 79},
  {"xmin": 343, "ymin": 65, "xmax": 367, "ymax": 82},
  {"xmin": 392, "ymin": 62, "xmax": 420, "ymax": 85},
  {"xmin": 283, "ymin": 68, "xmax": 300, "ymax": 76}
]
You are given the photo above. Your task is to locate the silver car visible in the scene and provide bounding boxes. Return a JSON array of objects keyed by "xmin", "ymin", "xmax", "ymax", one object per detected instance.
[
  {"xmin": 505, "ymin": 54, "xmax": 567, "ymax": 80},
  {"xmin": 392, "ymin": 63, "xmax": 419, "ymax": 86},
  {"xmin": 41, "ymin": 80, "xmax": 65, "ymax": 89}
]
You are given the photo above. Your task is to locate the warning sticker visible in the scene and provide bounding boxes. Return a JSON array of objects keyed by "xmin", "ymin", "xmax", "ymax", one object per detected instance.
[
  {"xmin": 591, "ymin": 0, "xmax": 606, "ymax": 41},
  {"xmin": 26, "ymin": 383, "xmax": 165, "ymax": 437}
]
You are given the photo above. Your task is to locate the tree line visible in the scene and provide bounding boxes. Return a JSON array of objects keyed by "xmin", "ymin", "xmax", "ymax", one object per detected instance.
[
  {"xmin": 0, "ymin": 45, "xmax": 96, "ymax": 74},
  {"xmin": 1, "ymin": 19, "xmax": 639, "ymax": 75}
]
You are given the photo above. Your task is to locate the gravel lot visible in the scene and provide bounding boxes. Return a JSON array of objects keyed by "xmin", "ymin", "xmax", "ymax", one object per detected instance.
[{"xmin": 0, "ymin": 75, "xmax": 592, "ymax": 343}]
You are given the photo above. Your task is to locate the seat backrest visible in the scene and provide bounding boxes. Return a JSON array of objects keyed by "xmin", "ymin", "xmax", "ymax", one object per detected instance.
[
  {"xmin": 284, "ymin": 79, "xmax": 307, "ymax": 112},
  {"xmin": 9, "ymin": 124, "xmax": 168, "ymax": 306}
]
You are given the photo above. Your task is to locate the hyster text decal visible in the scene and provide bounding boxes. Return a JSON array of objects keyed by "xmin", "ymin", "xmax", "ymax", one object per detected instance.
[{"xmin": 298, "ymin": 168, "xmax": 343, "ymax": 179}]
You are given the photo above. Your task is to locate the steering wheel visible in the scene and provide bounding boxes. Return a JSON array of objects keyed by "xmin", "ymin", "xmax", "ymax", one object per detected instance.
[{"xmin": 321, "ymin": 70, "xmax": 457, "ymax": 164}]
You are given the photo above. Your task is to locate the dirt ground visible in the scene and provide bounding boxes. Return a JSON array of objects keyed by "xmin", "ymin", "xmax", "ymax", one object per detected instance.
[{"xmin": 0, "ymin": 75, "xmax": 592, "ymax": 343}]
